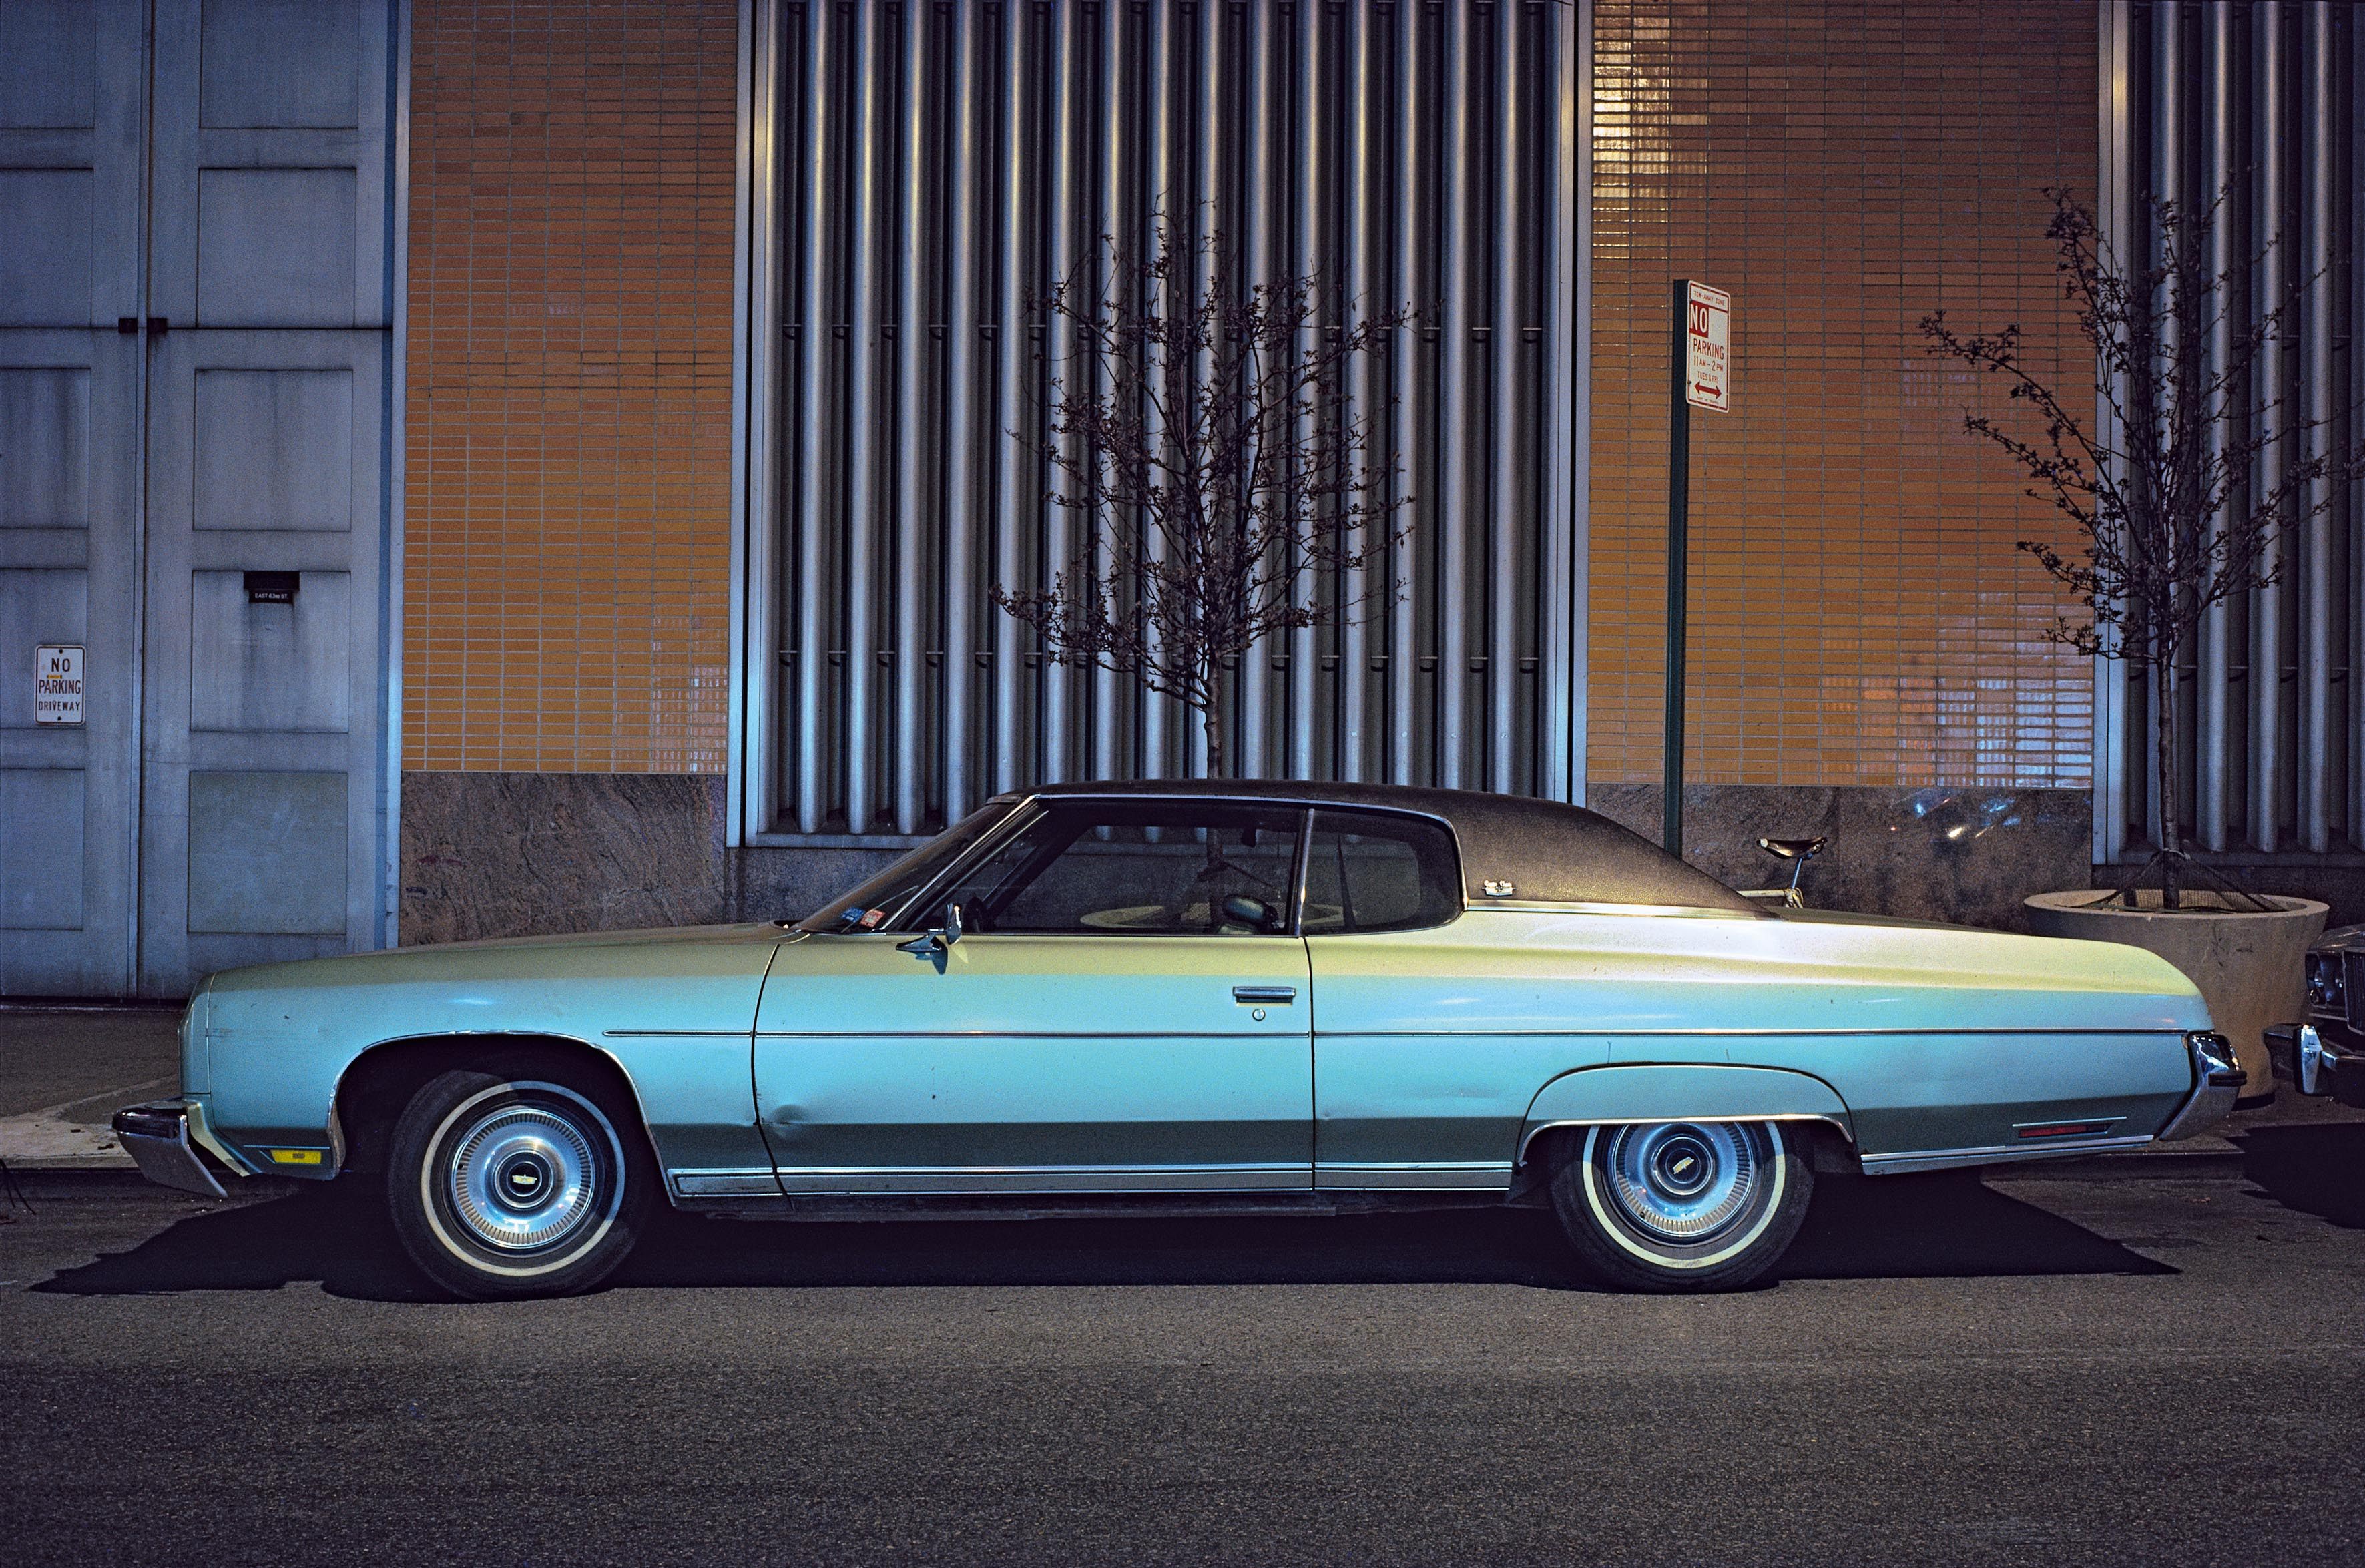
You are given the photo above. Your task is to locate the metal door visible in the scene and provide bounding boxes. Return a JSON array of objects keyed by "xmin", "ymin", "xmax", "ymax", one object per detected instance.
[
  {"xmin": 0, "ymin": 1, "xmax": 148, "ymax": 993},
  {"xmin": 0, "ymin": 0, "xmax": 396, "ymax": 997}
]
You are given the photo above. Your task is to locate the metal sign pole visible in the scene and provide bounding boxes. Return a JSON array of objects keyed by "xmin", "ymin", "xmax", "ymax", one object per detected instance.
[
  {"xmin": 1663, "ymin": 278, "xmax": 1691, "ymax": 856},
  {"xmin": 1663, "ymin": 277, "xmax": 1730, "ymax": 858}
]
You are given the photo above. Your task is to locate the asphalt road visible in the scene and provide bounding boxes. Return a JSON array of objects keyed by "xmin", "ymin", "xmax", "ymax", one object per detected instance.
[{"xmin": 5, "ymin": 1141, "xmax": 2362, "ymax": 1567}]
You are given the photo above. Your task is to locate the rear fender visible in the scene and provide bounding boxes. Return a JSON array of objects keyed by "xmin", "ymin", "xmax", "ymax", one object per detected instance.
[{"xmin": 1518, "ymin": 1063, "xmax": 1855, "ymax": 1165}]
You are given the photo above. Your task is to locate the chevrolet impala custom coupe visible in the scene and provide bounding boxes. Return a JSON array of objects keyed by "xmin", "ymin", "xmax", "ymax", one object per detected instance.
[{"xmin": 117, "ymin": 781, "xmax": 2242, "ymax": 1297}]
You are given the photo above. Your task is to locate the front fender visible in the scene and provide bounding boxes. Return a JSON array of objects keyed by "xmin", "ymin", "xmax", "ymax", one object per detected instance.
[{"xmin": 1518, "ymin": 1063, "xmax": 1854, "ymax": 1163}]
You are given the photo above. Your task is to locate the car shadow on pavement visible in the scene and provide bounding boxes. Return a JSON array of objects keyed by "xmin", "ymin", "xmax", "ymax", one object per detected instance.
[
  {"xmin": 34, "ymin": 1167, "xmax": 2170, "ymax": 1300},
  {"xmin": 2238, "ymin": 1123, "xmax": 2365, "ymax": 1228},
  {"xmin": 28, "ymin": 1184, "xmax": 447, "ymax": 1302},
  {"xmin": 1774, "ymin": 1171, "xmax": 2175, "ymax": 1281},
  {"xmin": 618, "ymin": 1204, "xmax": 1588, "ymax": 1291}
]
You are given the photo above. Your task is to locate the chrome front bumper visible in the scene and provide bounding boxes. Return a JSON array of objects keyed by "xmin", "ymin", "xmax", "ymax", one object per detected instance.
[
  {"xmin": 2267, "ymin": 1021, "xmax": 2365, "ymax": 1107},
  {"xmin": 2155, "ymin": 1031, "xmax": 2245, "ymax": 1142},
  {"xmin": 113, "ymin": 1101, "xmax": 228, "ymax": 1198}
]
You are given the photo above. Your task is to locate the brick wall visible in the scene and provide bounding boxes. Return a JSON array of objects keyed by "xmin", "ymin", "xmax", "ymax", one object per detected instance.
[
  {"xmin": 403, "ymin": 0, "xmax": 739, "ymax": 773},
  {"xmin": 1588, "ymin": 0, "xmax": 2098, "ymax": 789},
  {"xmin": 400, "ymin": 1, "xmax": 2098, "ymax": 792}
]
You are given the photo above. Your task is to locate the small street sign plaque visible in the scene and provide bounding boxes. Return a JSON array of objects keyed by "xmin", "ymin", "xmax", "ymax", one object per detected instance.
[
  {"xmin": 1683, "ymin": 280, "xmax": 1732, "ymax": 412},
  {"xmin": 35, "ymin": 644, "xmax": 84, "ymax": 726}
]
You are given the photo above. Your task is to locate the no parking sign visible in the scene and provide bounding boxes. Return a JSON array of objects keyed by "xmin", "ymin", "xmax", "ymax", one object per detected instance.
[{"xmin": 35, "ymin": 644, "xmax": 83, "ymax": 726}]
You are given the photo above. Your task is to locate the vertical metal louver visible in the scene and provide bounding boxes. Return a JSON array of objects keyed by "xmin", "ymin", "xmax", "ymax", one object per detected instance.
[
  {"xmin": 742, "ymin": 0, "xmax": 1583, "ymax": 839},
  {"xmin": 2098, "ymin": 1, "xmax": 2362, "ymax": 861}
]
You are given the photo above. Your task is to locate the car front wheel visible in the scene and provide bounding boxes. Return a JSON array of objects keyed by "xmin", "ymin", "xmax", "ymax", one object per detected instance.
[
  {"xmin": 386, "ymin": 1063, "xmax": 651, "ymax": 1300},
  {"xmin": 1549, "ymin": 1120, "xmax": 1813, "ymax": 1292}
]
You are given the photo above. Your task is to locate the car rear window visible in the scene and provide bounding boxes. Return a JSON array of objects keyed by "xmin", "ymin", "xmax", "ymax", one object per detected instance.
[{"xmin": 1302, "ymin": 810, "xmax": 1461, "ymax": 933}]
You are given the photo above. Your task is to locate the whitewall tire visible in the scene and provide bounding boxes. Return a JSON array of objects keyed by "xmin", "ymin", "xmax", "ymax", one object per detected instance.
[
  {"xmin": 387, "ymin": 1063, "xmax": 652, "ymax": 1300},
  {"xmin": 1549, "ymin": 1120, "xmax": 1814, "ymax": 1292}
]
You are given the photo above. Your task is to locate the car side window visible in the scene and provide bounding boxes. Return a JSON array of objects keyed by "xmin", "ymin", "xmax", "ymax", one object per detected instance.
[
  {"xmin": 927, "ymin": 804, "xmax": 1304, "ymax": 936},
  {"xmin": 1302, "ymin": 810, "xmax": 1461, "ymax": 933}
]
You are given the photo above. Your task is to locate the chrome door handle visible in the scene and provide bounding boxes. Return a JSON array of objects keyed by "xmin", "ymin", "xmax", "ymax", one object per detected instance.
[{"xmin": 1232, "ymin": 985, "xmax": 1296, "ymax": 1005}]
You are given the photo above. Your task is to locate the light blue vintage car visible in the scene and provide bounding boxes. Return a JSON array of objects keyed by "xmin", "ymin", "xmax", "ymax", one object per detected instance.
[{"xmin": 117, "ymin": 781, "xmax": 2242, "ymax": 1297}]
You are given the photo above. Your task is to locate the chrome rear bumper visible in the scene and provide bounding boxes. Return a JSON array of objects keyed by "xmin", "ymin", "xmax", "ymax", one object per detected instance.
[
  {"xmin": 112, "ymin": 1101, "xmax": 226, "ymax": 1198},
  {"xmin": 2267, "ymin": 1021, "xmax": 2365, "ymax": 1107},
  {"xmin": 2155, "ymin": 1031, "xmax": 2244, "ymax": 1141}
]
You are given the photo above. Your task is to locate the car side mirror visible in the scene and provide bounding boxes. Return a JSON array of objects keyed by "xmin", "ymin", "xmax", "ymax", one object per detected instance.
[{"xmin": 898, "ymin": 901, "xmax": 965, "ymax": 958}]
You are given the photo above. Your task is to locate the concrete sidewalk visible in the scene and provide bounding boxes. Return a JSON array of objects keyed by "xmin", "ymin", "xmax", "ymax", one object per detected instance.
[
  {"xmin": 1, "ymin": 1003, "xmax": 2358, "ymax": 1177},
  {"xmin": 1, "ymin": 1005, "xmax": 181, "ymax": 1170}
]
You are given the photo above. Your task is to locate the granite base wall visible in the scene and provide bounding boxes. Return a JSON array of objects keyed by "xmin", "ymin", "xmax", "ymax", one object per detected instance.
[
  {"xmin": 399, "ymin": 772, "xmax": 734, "ymax": 945},
  {"xmin": 737, "ymin": 844, "xmax": 906, "ymax": 925},
  {"xmin": 397, "ymin": 771, "xmax": 900, "ymax": 943},
  {"xmin": 1585, "ymin": 784, "xmax": 2096, "ymax": 932},
  {"xmin": 401, "ymin": 772, "xmax": 2118, "ymax": 945}
]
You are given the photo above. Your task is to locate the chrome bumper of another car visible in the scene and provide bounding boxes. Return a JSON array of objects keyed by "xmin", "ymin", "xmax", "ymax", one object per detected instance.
[
  {"xmin": 2154, "ymin": 1031, "xmax": 2244, "ymax": 1141},
  {"xmin": 112, "ymin": 1100, "xmax": 231, "ymax": 1198},
  {"xmin": 2267, "ymin": 1021, "xmax": 2365, "ymax": 1107}
]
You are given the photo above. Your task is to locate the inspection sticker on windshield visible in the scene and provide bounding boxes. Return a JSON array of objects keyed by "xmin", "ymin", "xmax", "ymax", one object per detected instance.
[{"xmin": 34, "ymin": 645, "xmax": 83, "ymax": 725}]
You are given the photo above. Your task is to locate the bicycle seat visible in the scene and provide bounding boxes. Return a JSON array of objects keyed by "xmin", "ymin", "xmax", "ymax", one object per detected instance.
[{"xmin": 1757, "ymin": 836, "xmax": 1828, "ymax": 860}]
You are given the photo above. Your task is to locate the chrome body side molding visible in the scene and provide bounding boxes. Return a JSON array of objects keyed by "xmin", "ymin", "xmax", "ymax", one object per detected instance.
[
  {"xmin": 752, "ymin": 1029, "xmax": 1268, "ymax": 1040},
  {"xmin": 669, "ymin": 1169, "xmax": 786, "ymax": 1198},
  {"xmin": 1314, "ymin": 1161, "xmax": 1513, "ymax": 1191},
  {"xmin": 1860, "ymin": 1133, "xmax": 2155, "ymax": 1176},
  {"xmin": 766, "ymin": 1163, "xmax": 1312, "ymax": 1196},
  {"xmin": 1471, "ymin": 900, "xmax": 1762, "ymax": 921}
]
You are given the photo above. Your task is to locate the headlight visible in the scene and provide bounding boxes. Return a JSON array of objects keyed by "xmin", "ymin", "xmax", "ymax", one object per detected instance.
[{"xmin": 2306, "ymin": 952, "xmax": 2345, "ymax": 1017}]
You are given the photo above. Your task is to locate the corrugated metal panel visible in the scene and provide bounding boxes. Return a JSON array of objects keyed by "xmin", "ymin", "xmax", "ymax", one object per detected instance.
[
  {"xmin": 2102, "ymin": 1, "xmax": 2361, "ymax": 859},
  {"xmin": 762, "ymin": 0, "xmax": 1582, "ymax": 838}
]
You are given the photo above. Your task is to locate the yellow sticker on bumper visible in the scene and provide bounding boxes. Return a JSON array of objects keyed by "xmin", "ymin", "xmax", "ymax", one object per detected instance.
[{"xmin": 268, "ymin": 1149, "xmax": 324, "ymax": 1166}]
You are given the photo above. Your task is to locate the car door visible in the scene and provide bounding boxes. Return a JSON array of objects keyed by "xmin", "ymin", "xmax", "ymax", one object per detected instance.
[
  {"xmin": 1304, "ymin": 808, "xmax": 1607, "ymax": 1190},
  {"xmin": 752, "ymin": 800, "xmax": 1313, "ymax": 1193}
]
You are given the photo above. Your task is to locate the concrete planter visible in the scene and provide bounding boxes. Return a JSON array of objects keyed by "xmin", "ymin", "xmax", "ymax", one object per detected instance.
[{"xmin": 2025, "ymin": 890, "xmax": 2329, "ymax": 1100}]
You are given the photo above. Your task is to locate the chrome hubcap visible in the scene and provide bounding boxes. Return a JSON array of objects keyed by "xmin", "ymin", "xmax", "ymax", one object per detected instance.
[
  {"xmin": 445, "ymin": 1101, "xmax": 602, "ymax": 1253},
  {"xmin": 1599, "ymin": 1121, "xmax": 1768, "ymax": 1244}
]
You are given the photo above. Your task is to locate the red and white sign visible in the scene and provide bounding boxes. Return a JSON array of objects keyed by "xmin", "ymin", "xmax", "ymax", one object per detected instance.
[
  {"xmin": 1683, "ymin": 281, "xmax": 1732, "ymax": 413},
  {"xmin": 35, "ymin": 644, "xmax": 83, "ymax": 726}
]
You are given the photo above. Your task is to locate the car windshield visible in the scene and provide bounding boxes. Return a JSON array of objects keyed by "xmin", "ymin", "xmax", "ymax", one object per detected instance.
[
  {"xmin": 916, "ymin": 802, "xmax": 1304, "ymax": 936},
  {"xmin": 795, "ymin": 800, "xmax": 1019, "ymax": 933}
]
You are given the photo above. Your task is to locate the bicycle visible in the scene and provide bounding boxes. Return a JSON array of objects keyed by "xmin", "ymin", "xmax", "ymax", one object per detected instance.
[{"xmin": 1740, "ymin": 835, "xmax": 1826, "ymax": 910}]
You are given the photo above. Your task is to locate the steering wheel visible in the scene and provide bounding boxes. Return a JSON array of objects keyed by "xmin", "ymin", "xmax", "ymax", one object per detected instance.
[{"xmin": 1219, "ymin": 894, "xmax": 1278, "ymax": 933}]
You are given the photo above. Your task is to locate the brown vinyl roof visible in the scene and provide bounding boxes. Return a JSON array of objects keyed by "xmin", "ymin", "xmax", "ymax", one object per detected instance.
[{"xmin": 1018, "ymin": 780, "xmax": 1762, "ymax": 915}]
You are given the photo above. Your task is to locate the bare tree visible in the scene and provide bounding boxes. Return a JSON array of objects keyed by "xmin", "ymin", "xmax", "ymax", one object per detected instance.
[
  {"xmin": 994, "ymin": 221, "xmax": 1414, "ymax": 778},
  {"xmin": 1921, "ymin": 186, "xmax": 2355, "ymax": 905}
]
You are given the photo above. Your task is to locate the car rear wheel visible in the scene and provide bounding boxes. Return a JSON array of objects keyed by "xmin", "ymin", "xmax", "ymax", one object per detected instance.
[
  {"xmin": 386, "ymin": 1063, "xmax": 651, "ymax": 1300},
  {"xmin": 1549, "ymin": 1120, "xmax": 1813, "ymax": 1292}
]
